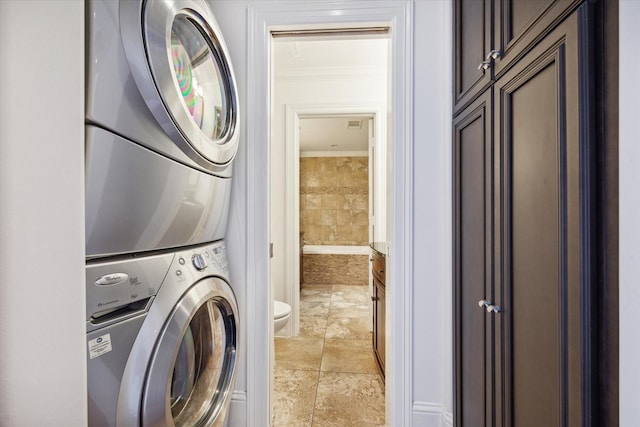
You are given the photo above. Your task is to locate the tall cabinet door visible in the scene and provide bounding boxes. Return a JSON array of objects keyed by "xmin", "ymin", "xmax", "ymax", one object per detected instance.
[
  {"xmin": 453, "ymin": 90, "xmax": 493, "ymax": 427},
  {"xmin": 494, "ymin": 8, "xmax": 591, "ymax": 427}
]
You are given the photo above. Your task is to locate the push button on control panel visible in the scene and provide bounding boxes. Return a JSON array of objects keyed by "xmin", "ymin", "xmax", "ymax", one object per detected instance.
[{"xmin": 192, "ymin": 253, "xmax": 206, "ymax": 271}]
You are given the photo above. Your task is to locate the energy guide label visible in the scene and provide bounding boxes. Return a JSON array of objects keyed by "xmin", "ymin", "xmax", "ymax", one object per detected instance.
[{"xmin": 88, "ymin": 334, "xmax": 113, "ymax": 359}]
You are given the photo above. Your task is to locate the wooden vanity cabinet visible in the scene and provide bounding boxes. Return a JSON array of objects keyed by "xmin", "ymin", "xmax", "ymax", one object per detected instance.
[{"xmin": 371, "ymin": 245, "xmax": 386, "ymax": 380}]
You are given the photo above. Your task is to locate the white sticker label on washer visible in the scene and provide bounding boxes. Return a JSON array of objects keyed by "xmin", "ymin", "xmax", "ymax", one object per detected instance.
[{"xmin": 88, "ymin": 334, "xmax": 113, "ymax": 359}]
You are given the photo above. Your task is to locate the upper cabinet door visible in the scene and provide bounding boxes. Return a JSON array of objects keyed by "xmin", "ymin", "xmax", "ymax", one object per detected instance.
[
  {"xmin": 453, "ymin": 0, "xmax": 492, "ymax": 114},
  {"xmin": 454, "ymin": 0, "xmax": 584, "ymax": 115},
  {"xmin": 492, "ymin": 0, "xmax": 583, "ymax": 78}
]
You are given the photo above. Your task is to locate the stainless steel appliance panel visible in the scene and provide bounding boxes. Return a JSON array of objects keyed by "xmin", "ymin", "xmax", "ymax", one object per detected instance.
[
  {"xmin": 87, "ymin": 315, "xmax": 147, "ymax": 427},
  {"xmin": 85, "ymin": 126, "xmax": 231, "ymax": 259}
]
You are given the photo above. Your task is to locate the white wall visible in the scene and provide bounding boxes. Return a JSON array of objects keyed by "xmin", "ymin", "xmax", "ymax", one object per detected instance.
[
  {"xmin": 0, "ymin": 2, "xmax": 86, "ymax": 426},
  {"xmin": 411, "ymin": 1, "xmax": 454, "ymax": 424},
  {"xmin": 270, "ymin": 57, "xmax": 388, "ymax": 304},
  {"xmin": 619, "ymin": 2, "xmax": 638, "ymax": 425}
]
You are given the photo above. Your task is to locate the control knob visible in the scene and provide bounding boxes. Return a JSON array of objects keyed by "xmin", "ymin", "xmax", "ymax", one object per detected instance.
[{"xmin": 192, "ymin": 254, "xmax": 206, "ymax": 271}]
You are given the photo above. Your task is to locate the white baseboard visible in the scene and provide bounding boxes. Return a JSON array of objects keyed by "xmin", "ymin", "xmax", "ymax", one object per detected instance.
[
  {"xmin": 412, "ymin": 401, "xmax": 453, "ymax": 427},
  {"xmin": 226, "ymin": 391, "xmax": 247, "ymax": 426}
]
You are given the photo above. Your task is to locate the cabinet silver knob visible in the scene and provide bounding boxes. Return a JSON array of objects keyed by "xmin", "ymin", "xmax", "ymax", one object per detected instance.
[
  {"xmin": 478, "ymin": 299, "xmax": 501, "ymax": 313},
  {"xmin": 477, "ymin": 49, "xmax": 501, "ymax": 70},
  {"xmin": 486, "ymin": 305, "xmax": 501, "ymax": 313}
]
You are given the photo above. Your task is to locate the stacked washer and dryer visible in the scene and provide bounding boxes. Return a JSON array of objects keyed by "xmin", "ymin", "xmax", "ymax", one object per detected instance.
[{"xmin": 85, "ymin": 1, "xmax": 240, "ymax": 426}]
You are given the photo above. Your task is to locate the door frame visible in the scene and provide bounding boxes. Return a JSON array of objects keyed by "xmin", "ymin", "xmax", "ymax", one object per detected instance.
[
  {"xmin": 246, "ymin": 1, "xmax": 413, "ymax": 425},
  {"xmin": 284, "ymin": 103, "xmax": 385, "ymax": 338}
]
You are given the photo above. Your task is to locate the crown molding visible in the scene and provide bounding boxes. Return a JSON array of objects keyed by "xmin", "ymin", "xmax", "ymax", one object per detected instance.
[{"xmin": 275, "ymin": 65, "xmax": 387, "ymax": 81}]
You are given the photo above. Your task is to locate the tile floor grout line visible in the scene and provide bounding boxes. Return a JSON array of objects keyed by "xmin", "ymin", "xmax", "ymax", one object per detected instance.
[
  {"xmin": 309, "ymin": 284, "xmax": 332, "ymax": 427},
  {"xmin": 311, "ymin": 284, "xmax": 338, "ymax": 426}
]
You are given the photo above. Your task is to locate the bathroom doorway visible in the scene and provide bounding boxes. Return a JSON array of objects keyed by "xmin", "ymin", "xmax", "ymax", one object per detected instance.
[
  {"xmin": 269, "ymin": 36, "xmax": 390, "ymax": 425},
  {"xmin": 277, "ymin": 107, "xmax": 386, "ymax": 337}
]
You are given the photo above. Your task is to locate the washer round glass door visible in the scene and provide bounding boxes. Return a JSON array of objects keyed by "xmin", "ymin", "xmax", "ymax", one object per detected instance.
[
  {"xmin": 120, "ymin": 0, "xmax": 239, "ymax": 168},
  {"xmin": 142, "ymin": 278, "xmax": 238, "ymax": 427}
]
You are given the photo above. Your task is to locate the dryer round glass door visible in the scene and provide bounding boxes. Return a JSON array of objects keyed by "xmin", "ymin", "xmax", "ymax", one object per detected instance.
[
  {"xmin": 142, "ymin": 278, "xmax": 238, "ymax": 427},
  {"xmin": 120, "ymin": 0, "xmax": 240, "ymax": 168}
]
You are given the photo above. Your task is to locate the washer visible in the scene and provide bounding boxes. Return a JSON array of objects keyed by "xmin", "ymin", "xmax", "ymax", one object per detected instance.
[
  {"xmin": 86, "ymin": 241, "xmax": 238, "ymax": 427},
  {"xmin": 85, "ymin": 0, "xmax": 240, "ymax": 258}
]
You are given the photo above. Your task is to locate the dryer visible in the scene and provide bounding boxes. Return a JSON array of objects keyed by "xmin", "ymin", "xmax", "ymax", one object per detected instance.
[
  {"xmin": 85, "ymin": 0, "xmax": 240, "ymax": 258},
  {"xmin": 86, "ymin": 241, "xmax": 238, "ymax": 427}
]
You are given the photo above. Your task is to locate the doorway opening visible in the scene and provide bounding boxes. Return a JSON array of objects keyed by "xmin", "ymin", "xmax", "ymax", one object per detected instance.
[
  {"xmin": 245, "ymin": 2, "xmax": 413, "ymax": 424},
  {"xmin": 269, "ymin": 36, "xmax": 389, "ymax": 425}
]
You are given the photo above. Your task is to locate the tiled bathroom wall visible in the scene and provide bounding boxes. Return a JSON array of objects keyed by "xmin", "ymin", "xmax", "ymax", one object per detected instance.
[{"xmin": 300, "ymin": 156, "xmax": 368, "ymax": 246}]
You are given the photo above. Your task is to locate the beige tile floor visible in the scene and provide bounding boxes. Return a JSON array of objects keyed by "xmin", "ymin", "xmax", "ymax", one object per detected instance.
[{"xmin": 274, "ymin": 284, "xmax": 385, "ymax": 427}]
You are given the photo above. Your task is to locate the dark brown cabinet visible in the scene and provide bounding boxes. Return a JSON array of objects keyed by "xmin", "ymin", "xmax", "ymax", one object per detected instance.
[
  {"xmin": 453, "ymin": 0, "xmax": 492, "ymax": 114},
  {"xmin": 453, "ymin": 89, "xmax": 493, "ymax": 427},
  {"xmin": 454, "ymin": 0, "xmax": 583, "ymax": 114},
  {"xmin": 454, "ymin": 3, "xmax": 598, "ymax": 426},
  {"xmin": 371, "ymin": 245, "xmax": 386, "ymax": 380}
]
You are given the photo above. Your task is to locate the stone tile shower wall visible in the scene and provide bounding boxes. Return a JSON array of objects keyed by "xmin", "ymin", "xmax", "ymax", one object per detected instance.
[
  {"xmin": 300, "ymin": 156, "xmax": 368, "ymax": 245},
  {"xmin": 300, "ymin": 156, "xmax": 369, "ymax": 286}
]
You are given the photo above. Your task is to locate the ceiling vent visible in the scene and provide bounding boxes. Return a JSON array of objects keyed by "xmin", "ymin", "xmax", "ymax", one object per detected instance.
[{"xmin": 346, "ymin": 119, "xmax": 363, "ymax": 130}]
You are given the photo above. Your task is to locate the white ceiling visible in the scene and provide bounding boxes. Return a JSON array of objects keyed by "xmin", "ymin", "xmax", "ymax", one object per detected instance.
[
  {"xmin": 299, "ymin": 116, "xmax": 370, "ymax": 153},
  {"xmin": 273, "ymin": 37, "xmax": 388, "ymax": 70},
  {"xmin": 274, "ymin": 37, "xmax": 388, "ymax": 153}
]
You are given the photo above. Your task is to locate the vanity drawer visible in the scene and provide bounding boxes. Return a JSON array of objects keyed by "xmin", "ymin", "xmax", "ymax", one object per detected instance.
[{"xmin": 372, "ymin": 251, "xmax": 385, "ymax": 285}]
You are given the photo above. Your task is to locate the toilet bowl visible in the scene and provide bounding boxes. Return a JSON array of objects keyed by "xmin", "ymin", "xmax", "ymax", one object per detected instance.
[{"xmin": 273, "ymin": 300, "xmax": 291, "ymax": 334}]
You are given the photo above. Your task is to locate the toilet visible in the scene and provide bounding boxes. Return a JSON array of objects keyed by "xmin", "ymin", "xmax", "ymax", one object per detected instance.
[{"xmin": 273, "ymin": 300, "xmax": 291, "ymax": 334}]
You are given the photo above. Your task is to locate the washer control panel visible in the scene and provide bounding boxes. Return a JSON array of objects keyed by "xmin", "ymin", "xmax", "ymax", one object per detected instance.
[
  {"xmin": 85, "ymin": 252, "xmax": 174, "ymax": 331},
  {"xmin": 85, "ymin": 240, "xmax": 230, "ymax": 333},
  {"xmin": 209, "ymin": 244, "xmax": 229, "ymax": 270},
  {"xmin": 174, "ymin": 241, "xmax": 229, "ymax": 280}
]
